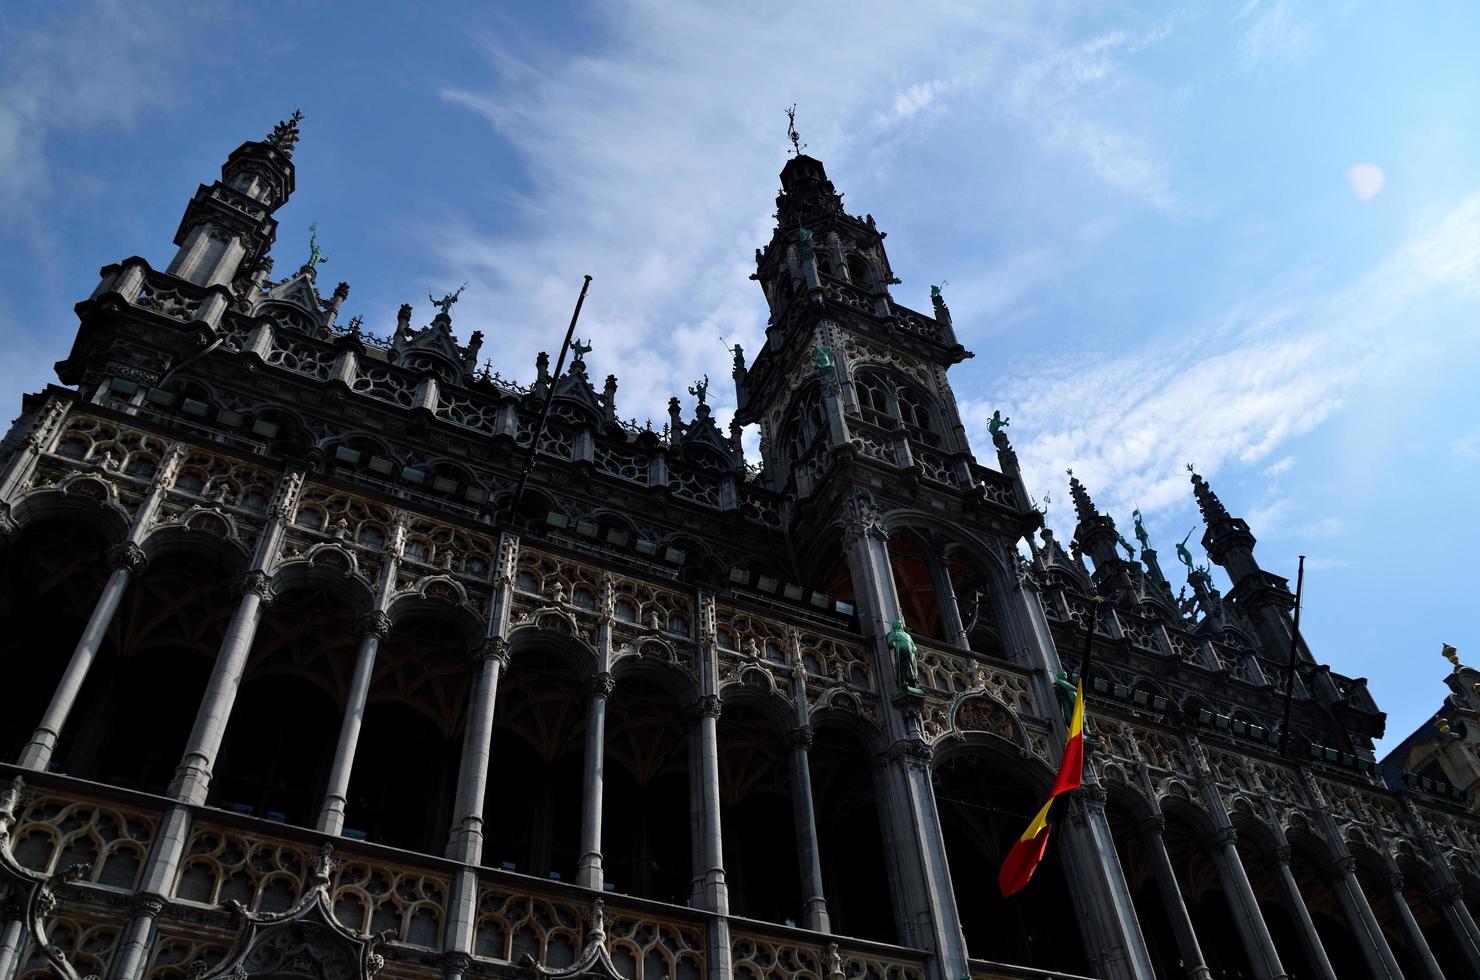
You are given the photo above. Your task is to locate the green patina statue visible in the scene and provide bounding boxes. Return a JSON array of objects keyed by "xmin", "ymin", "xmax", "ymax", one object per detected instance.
[
  {"xmin": 885, "ymin": 618, "xmax": 924, "ymax": 695},
  {"xmin": 1116, "ymin": 532, "xmax": 1136, "ymax": 560},
  {"xmin": 1053, "ymin": 670, "xmax": 1097, "ymax": 746},
  {"xmin": 429, "ymin": 283, "xmax": 467, "ymax": 317},
  {"xmin": 811, "ymin": 344, "xmax": 835, "ymax": 382},
  {"xmin": 1175, "ymin": 529, "xmax": 1195, "ymax": 572},
  {"xmin": 688, "ymin": 375, "xmax": 710, "ymax": 405},
  {"xmin": 307, "ymin": 223, "xmax": 328, "ymax": 267},
  {"xmin": 570, "ymin": 338, "xmax": 593, "ymax": 363},
  {"xmin": 1132, "ymin": 508, "xmax": 1151, "ymax": 551},
  {"xmin": 987, "ymin": 410, "xmax": 1010, "ymax": 435}
]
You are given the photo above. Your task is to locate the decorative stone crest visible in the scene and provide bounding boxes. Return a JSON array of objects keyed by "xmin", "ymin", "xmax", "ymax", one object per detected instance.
[
  {"xmin": 195, "ymin": 844, "xmax": 390, "ymax": 979},
  {"xmin": 0, "ymin": 776, "xmax": 100, "ymax": 980},
  {"xmin": 521, "ymin": 898, "xmax": 628, "ymax": 979}
]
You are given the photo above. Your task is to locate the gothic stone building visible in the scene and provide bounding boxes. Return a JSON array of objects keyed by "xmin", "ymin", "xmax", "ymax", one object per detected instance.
[{"xmin": 0, "ymin": 115, "xmax": 1477, "ymax": 980}]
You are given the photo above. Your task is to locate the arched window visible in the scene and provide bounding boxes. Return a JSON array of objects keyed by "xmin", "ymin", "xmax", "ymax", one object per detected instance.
[
  {"xmin": 853, "ymin": 370, "xmax": 892, "ymax": 426},
  {"xmin": 781, "ymin": 387, "xmax": 827, "ymax": 467},
  {"xmin": 845, "ymin": 253, "xmax": 874, "ymax": 290},
  {"xmin": 852, "ymin": 368, "xmax": 940, "ymax": 442},
  {"xmin": 815, "ymin": 251, "xmax": 833, "ymax": 278}
]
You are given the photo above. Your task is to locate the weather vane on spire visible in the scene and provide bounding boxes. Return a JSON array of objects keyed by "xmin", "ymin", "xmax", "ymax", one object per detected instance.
[{"xmin": 785, "ymin": 104, "xmax": 805, "ymax": 157}]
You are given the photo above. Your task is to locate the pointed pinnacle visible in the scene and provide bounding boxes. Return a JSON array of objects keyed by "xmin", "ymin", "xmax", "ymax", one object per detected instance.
[{"xmin": 1188, "ymin": 469, "xmax": 1231, "ymax": 525}]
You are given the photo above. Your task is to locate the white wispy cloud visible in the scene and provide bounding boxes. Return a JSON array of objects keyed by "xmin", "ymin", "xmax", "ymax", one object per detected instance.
[
  {"xmin": 1263, "ymin": 455, "xmax": 1297, "ymax": 476},
  {"xmin": 1232, "ymin": 0, "xmax": 1316, "ymax": 70},
  {"xmin": 0, "ymin": 0, "xmax": 228, "ymax": 218},
  {"xmin": 963, "ymin": 190, "xmax": 1480, "ymax": 537},
  {"xmin": 428, "ymin": 3, "xmax": 1187, "ymax": 428}
]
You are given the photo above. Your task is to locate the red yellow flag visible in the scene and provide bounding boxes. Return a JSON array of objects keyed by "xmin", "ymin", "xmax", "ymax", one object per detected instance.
[{"xmin": 997, "ymin": 678, "xmax": 1086, "ymax": 897}]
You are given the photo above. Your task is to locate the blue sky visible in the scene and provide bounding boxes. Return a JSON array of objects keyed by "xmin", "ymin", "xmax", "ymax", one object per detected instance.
[{"xmin": 3, "ymin": 1, "xmax": 1477, "ymax": 753}]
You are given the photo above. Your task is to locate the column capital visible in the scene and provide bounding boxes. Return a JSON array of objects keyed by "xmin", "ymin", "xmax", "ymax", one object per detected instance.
[
  {"xmin": 129, "ymin": 892, "xmax": 167, "ymax": 918},
  {"xmin": 582, "ymin": 671, "xmax": 615, "ymax": 701},
  {"xmin": 685, "ymin": 694, "xmax": 722, "ymax": 723},
  {"xmin": 1136, "ymin": 814, "xmax": 1166, "ymax": 837},
  {"xmin": 1427, "ymin": 881, "xmax": 1463, "ymax": 903},
  {"xmin": 439, "ymin": 951, "xmax": 473, "ymax": 974},
  {"xmin": 1274, "ymin": 845, "xmax": 1292, "ymax": 863},
  {"xmin": 1388, "ymin": 872, "xmax": 1406, "ymax": 891},
  {"xmin": 841, "ymin": 491, "xmax": 889, "ymax": 549},
  {"xmin": 239, "ymin": 569, "xmax": 275, "ymax": 603},
  {"xmin": 784, "ymin": 725, "xmax": 815, "ymax": 751},
  {"xmin": 107, "ymin": 541, "xmax": 148, "ymax": 574},
  {"xmin": 875, "ymin": 736, "xmax": 932, "ymax": 770},
  {"xmin": 356, "ymin": 610, "xmax": 391, "ymax": 639},
  {"xmin": 1324, "ymin": 855, "xmax": 1356, "ymax": 876},
  {"xmin": 1207, "ymin": 825, "xmax": 1238, "ymax": 848},
  {"xmin": 472, "ymin": 635, "xmax": 511, "ymax": 667}
]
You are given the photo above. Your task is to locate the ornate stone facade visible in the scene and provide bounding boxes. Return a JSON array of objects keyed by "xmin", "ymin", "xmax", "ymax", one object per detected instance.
[{"xmin": 0, "ymin": 117, "xmax": 1476, "ymax": 980}]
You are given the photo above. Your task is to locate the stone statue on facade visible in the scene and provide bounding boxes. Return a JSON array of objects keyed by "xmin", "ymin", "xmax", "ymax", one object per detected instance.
[
  {"xmin": 1132, "ymin": 508, "xmax": 1151, "ymax": 552},
  {"xmin": 987, "ymin": 410, "xmax": 1010, "ymax": 435},
  {"xmin": 1116, "ymin": 531, "xmax": 1136, "ymax": 560},
  {"xmin": 1175, "ymin": 529, "xmax": 1195, "ymax": 574},
  {"xmin": 1053, "ymin": 670, "xmax": 1097, "ymax": 746},
  {"xmin": 688, "ymin": 375, "xmax": 709, "ymax": 406},
  {"xmin": 570, "ymin": 338, "xmax": 593, "ymax": 364},
  {"xmin": 886, "ymin": 618, "xmax": 925, "ymax": 695}
]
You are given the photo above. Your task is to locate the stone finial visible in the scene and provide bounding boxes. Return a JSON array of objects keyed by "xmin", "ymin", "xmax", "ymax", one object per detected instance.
[
  {"xmin": 1067, "ymin": 469, "xmax": 1099, "ymax": 523},
  {"xmin": 1188, "ymin": 467, "xmax": 1231, "ymax": 525},
  {"xmin": 1443, "ymin": 643, "xmax": 1461, "ymax": 669},
  {"xmin": 265, "ymin": 109, "xmax": 304, "ymax": 156}
]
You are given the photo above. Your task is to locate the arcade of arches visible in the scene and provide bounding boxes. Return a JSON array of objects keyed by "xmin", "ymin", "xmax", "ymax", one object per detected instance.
[{"xmin": 6, "ymin": 517, "xmax": 1480, "ymax": 979}]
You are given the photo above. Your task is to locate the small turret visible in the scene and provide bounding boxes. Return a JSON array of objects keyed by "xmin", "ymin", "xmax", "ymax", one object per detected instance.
[
  {"xmin": 167, "ymin": 111, "xmax": 300, "ymax": 289},
  {"xmin": 1067, "ymin": 471, "xmax": 1122, "ymax": 571}
]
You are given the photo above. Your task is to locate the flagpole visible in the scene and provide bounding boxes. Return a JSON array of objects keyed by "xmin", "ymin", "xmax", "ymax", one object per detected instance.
[
  {"xmin": 1078, "ymin": 593, "xmax": 1101, "ymax": 690},
  {"xmin": 502, "ymin": 275, "xmax": 592, "ymax": 527},
  {"xmin": 1279, "ymin": 556, "xmax": 1306, "ymax": 758}
]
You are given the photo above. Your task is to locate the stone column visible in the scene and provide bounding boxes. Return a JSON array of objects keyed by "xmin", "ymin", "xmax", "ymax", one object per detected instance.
[
  {"xmin": 316, "ymin": 610, "xmax": 390, "ymax": 836},
  {"xmin": 444, "ymin": 637, "xmax": 510, "ymax": 864},
  {"xmin": 0, "ymin": 906, "xmax": 21, "ymax": 979},
  {"xmin": 1326, "ymin": 856, "xmax": 1403, "ymax": 979},
  {"xmin": 1429, "ymin": 881, "xmax": 1480, "ymax": 977},
  {"xmin": 168, "ymin": 571, "xmax": 272, "ymax": 804},
  {"xmin": 1137, "ymin": 816, "xmax": 1212, "ymax": 980},
  {"xmin": 691, "ymin": 693, "xmax": 727, "ymax": 913},
  {"xmin": 1204, "ymin": 827, "xmax": 1289, "ymax": 980},
  {"xmin": 18, "ymin": 542, "xmax": 146, "ymax": 769},
  {"xmin": 786, "ymin": 724, "xmax": 830, "ymax": 932},
  {"xmin": 167, "ymin": 468, "xmax": 300, "ymax": 805},
  {"xmin": 694, "ymin": 593, "xmax": 732, "ymax": 980},
  {"xmin": 923, "ymin": 547, "xmax": 968, "ymax": 649},
  {"xmin": 839, "ymin": 492, "xmax": 968, "ymax": 980},
  {"xmin": 442, "ymin": 533, "xmax": 519, "ymax": 969},
  {"xmin": 1385, "ymin": 874, "xmax": 1444, "ymax": 980},
  {"xmin": 1271, "ymin": 847, "xmax": 1338, "ymax": 980},
  {"xmin": 575, "ymin": 671, "xmax": 613, "ymax": 890}
]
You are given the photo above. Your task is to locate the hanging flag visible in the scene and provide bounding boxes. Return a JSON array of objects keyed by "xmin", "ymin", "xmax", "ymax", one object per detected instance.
[{"xmin": 998, "ymin": 597, "xmax": 1097, "ymax": 898}]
